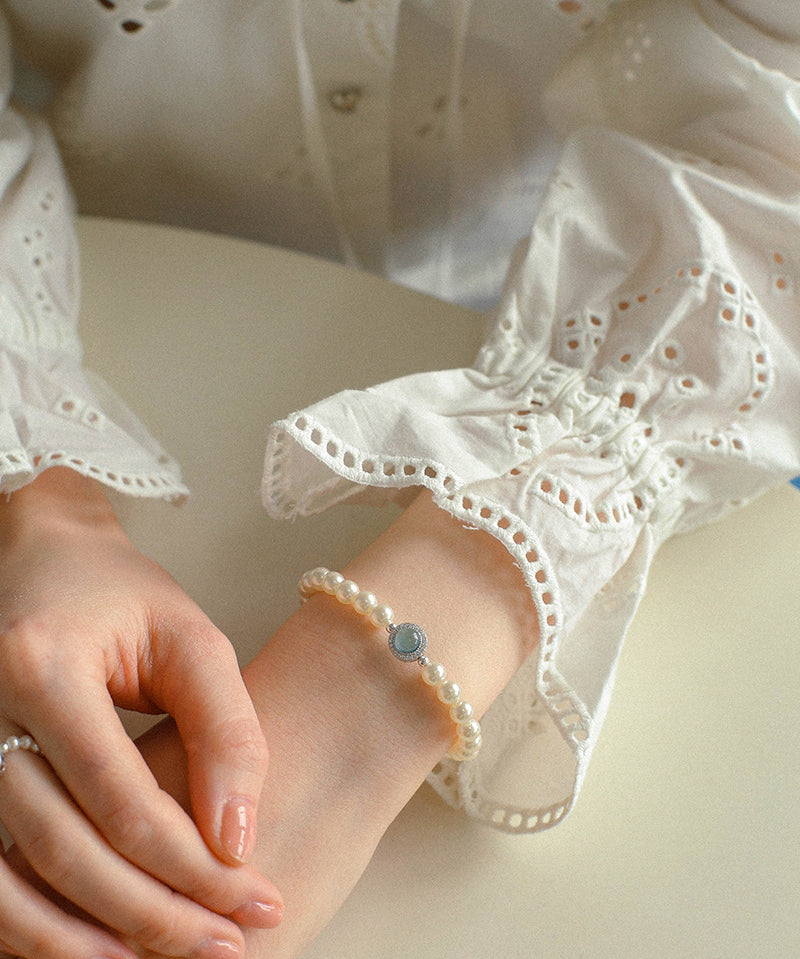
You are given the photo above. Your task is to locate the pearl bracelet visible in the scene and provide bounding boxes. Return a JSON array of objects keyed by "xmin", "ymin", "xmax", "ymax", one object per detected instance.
[{"xmin": 298, "ymin": 567, "xmax": 482, "ymax": 762}]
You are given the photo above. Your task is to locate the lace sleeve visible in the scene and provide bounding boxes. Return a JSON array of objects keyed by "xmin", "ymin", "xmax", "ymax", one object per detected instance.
[
  {"xmin": 0, "ymin": 12, "xmax": 186, "ymax": 500},
  {"xmin": 262, "ymin": 0, "xmax": 800, "ymax": 831}
]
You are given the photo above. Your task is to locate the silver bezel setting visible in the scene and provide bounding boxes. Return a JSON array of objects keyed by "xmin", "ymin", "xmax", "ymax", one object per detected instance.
[{"xmin": 388, "ymin": 622, "xmax": 428, "ymax": 662}]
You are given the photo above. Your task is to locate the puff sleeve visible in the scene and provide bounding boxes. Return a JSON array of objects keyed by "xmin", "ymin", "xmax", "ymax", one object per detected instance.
[
  {"xmin": 0, "ymin": 11, "xmax": 186, "ymax": 500},
  {"xmin": 262, "ymin": 0, "xmax": 800, "ymax": 831}
]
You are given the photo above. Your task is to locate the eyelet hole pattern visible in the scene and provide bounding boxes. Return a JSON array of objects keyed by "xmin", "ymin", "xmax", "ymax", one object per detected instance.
[
  {"xmin": 281, "ymin": 416, "xmax": 460, "ymax": 513},
  {"xmin": 431, "ymin": 747, "xmax": 573, "ymax": 835},
  {"xmin": 53, "ymin": 396, "xmax": 106, "ymax": 431},
  {"xmin": 768, "ymin": 249, "xmax": 800, "ymax": 296},
  {"xmin": 437, "ymin": 493, "xmax": 594, "ymax": 777},
  {"xmin": 536, "ymin": 474, "xmax": 650, "ymax": 529},
  {"xmin": 19, "ymin": 191, "xmax": 81, "ymax": 343},
  {"xmin": 92, "ymin": 0, "xmax": 174, "ymax": 35},
  {"xmin": 1, "ymin": 450, "xmax": 185, "ymax": 501},
  {"xmin": 555, "ymin": 309, "xmax": 609, "ymax": 365}
]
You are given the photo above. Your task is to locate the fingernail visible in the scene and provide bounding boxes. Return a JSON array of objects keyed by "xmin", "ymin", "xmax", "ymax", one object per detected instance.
[
  {"xmin": 190, "ymin": 939, "xmax": 241, "ymax": 959},
  {"xmin": 220, "ymin": 798, "xmax": 256, "ymax": 863},
  {"xmin": 231, "ymin": 898, "xmax": 284, "ymax": 929}
]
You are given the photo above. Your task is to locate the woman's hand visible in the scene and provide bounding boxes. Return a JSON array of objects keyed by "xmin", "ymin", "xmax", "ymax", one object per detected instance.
[
  {"xmin": 133, "ymin": 490, "xmax": 538, "ymax": 959},
  {"xmin": 0, "ymin": 468, "xmax": 282, "ymax": 959}
]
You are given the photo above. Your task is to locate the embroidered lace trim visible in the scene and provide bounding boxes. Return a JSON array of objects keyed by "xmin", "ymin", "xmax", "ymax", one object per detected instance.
[
  {"xmin": 0, "ymin": 447, "xmax": 187, "ymax": 501},
  {"xmin": 264, "ymin": 412, "xmax": 593, "ymax": 833}
]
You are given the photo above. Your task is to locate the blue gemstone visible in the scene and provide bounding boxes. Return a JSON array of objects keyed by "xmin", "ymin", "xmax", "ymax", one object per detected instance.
[
  {"xmin": 388, "ymin": 622, "xmax": 428, "ymax": 661},
  {"xmin": 394, "ymin": 626, "xmax": 421, "ymax": 654}
]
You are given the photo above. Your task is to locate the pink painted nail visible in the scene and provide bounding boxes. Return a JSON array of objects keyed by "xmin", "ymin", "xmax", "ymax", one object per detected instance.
[
  {"xmin": 189, "ymin": 938, "xmax": 241, "ymax": 959},
  {"xmin": 220, "ymin": 798, "xmax": 256, "ymax": 863},
  {"xmin": 231, "ymin": 898, "xmax": 284, "ymax": 929}
]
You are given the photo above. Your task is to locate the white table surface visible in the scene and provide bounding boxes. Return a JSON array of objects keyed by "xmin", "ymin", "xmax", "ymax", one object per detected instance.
[{"xmin": 77, "ymin": 217, "xmax": 800, "ymax": 959}]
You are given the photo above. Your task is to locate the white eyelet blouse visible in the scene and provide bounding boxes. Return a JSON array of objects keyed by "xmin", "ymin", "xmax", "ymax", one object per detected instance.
[{"xmin": 0, "ymin": 0, "xmax": 798, "ymax": 832}]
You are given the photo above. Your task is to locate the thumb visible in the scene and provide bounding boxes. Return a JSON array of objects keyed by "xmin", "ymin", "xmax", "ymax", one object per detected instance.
[{"xmin": 152, "ymin": 624, "xmax": 269, "ymax": 865}]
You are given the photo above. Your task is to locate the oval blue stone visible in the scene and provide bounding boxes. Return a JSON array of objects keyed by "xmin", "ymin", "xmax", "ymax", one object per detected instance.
[
  {"xmin": 388, "ymin": 622, "xmax": 428, "ymax": 661},
  {"xmin": 394, "ymin": 626, "xmax": 421, "ymax": 654}
]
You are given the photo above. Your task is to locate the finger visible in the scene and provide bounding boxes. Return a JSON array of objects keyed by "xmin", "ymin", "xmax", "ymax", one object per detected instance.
[
  {"xmin": 150, "ymin": 624, "xmax": 269, "ymax": 865},
  {"xmin": 18, "ymin": 679, "xmax": 282, "ymax": 925},
  {"xmin": 0, "ymin": 844, "xmax": 137, "ymax": 959},
  {"xmin": 0, "ymin": 748, "xmax": 253, "ymax": 958},
  {"xmin": 4, "ymin": 837, "xmax": 104, "ymax": 926}
]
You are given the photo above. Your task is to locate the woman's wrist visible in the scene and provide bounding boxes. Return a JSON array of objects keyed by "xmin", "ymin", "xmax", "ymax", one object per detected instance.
[
  {"xmin": 248, "ymin": 490, "xmax": 539, "ymax": 814},
  {"xmin": 0, "ymin": 467, "xmax": 122, "ymax": 537},
  {"xmin": 340, "ymin": 490, "xmax": 538, "ymax": 712},
  {"xmin": 251, "ymin": 596, "xmax": 455, "ymax": 814}
]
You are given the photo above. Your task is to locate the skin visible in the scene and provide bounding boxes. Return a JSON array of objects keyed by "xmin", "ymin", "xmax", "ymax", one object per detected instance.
[
  {"xmin": 137, "ymin": 488, "xmax": 539, "ymax": 957},
  {"xmin": 0, "ymin": 469, "xmax": 283, "ymax": 959},
  {"xmin": 0, "ymin": 475, "xmax": 538, "ymax": 958}
]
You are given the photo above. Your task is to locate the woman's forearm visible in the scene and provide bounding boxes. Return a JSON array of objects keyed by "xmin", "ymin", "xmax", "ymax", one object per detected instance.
[
  {"xmin": 257, "ymin": 490, "xmax": 538, "ymax": 805},
  {"xmin": 137, "ymin": 490, "xmax": 538, "ymax": 958}
]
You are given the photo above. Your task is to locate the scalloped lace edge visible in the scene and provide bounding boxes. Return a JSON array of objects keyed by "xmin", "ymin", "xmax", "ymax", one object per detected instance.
[
  {"xmin": 264, "ymin": 415, "xmax": 592, "ymax": 834},
  {"xmin": 0, "ymin": 448, "xmax": 188, "ymax": 502}
]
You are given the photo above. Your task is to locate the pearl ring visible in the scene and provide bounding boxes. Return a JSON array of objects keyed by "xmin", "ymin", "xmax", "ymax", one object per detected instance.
[{"xmin": 0, "ymin": 735, "xmax": 43, "ymax": 775}]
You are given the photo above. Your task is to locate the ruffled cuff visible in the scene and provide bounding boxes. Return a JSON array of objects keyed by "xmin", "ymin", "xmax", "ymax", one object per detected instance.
[
  {"xmin": 0, "ymin": 345, "xmax": 187, "ymax": 501},
  {"xmin": 0, "ymin": 58, "xmax": 188, "ymax": 502},
  {"xmin": 262, "ymin": 360, "xmax": 666, "ymax": 830},
  {"xmin": 262, "ymin": 289, "xmax": 796, "ymax": 832}
]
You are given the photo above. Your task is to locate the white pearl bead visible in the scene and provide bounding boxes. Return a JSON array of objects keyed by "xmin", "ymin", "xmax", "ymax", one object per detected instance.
[
  {"xmin": 450, "ymin": 700, "xmax": 475, "ymax": 723},
  {"xmin": 7, "ymin": 737, "xmax": 20, "ymax": 751},
  {"xmin": 19, "ymin": 736, "xmax": 32, "ymax": 750},
  {"xmin": 459, "ymin": 736, "xmax": 482, "ymax": 759},
  {"xmin": 421, "ymin": 662, "xmax": 446, "ymax": 686},
  {"xmin": 450, "ymin": 701, "xmax": 474, "ymax": 724},
  {"xmin": 298, "ymin": 566, "xmax": 483, "ymax": 764},
  {"xmin": 458, "ymin": 719, "xmax": 482, "ymax": 742},
  {"xmin": 335, "ymin": 579, "xmax": 359, "ymax": 604},
  {"xmin": 31, "ymin": 743, "xmax": 40, "ymax": 753},
  {"xmin": 322, "ymin": 571, "xmax": 344, "ymax": 594},
  {"xmin": 0, "ymin": 742, "xmax": 8, "ymax": 754},
  {"xmin": 437, "ymin": 681, "xmax": 461, "ymax": 705},
  {"xmin": 368, "ymin": 604, "xmax": 393, "ymax": 628},
  {"xmin": 353, "ymin": 590, "xmax": 378, "ymax": 615}
]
